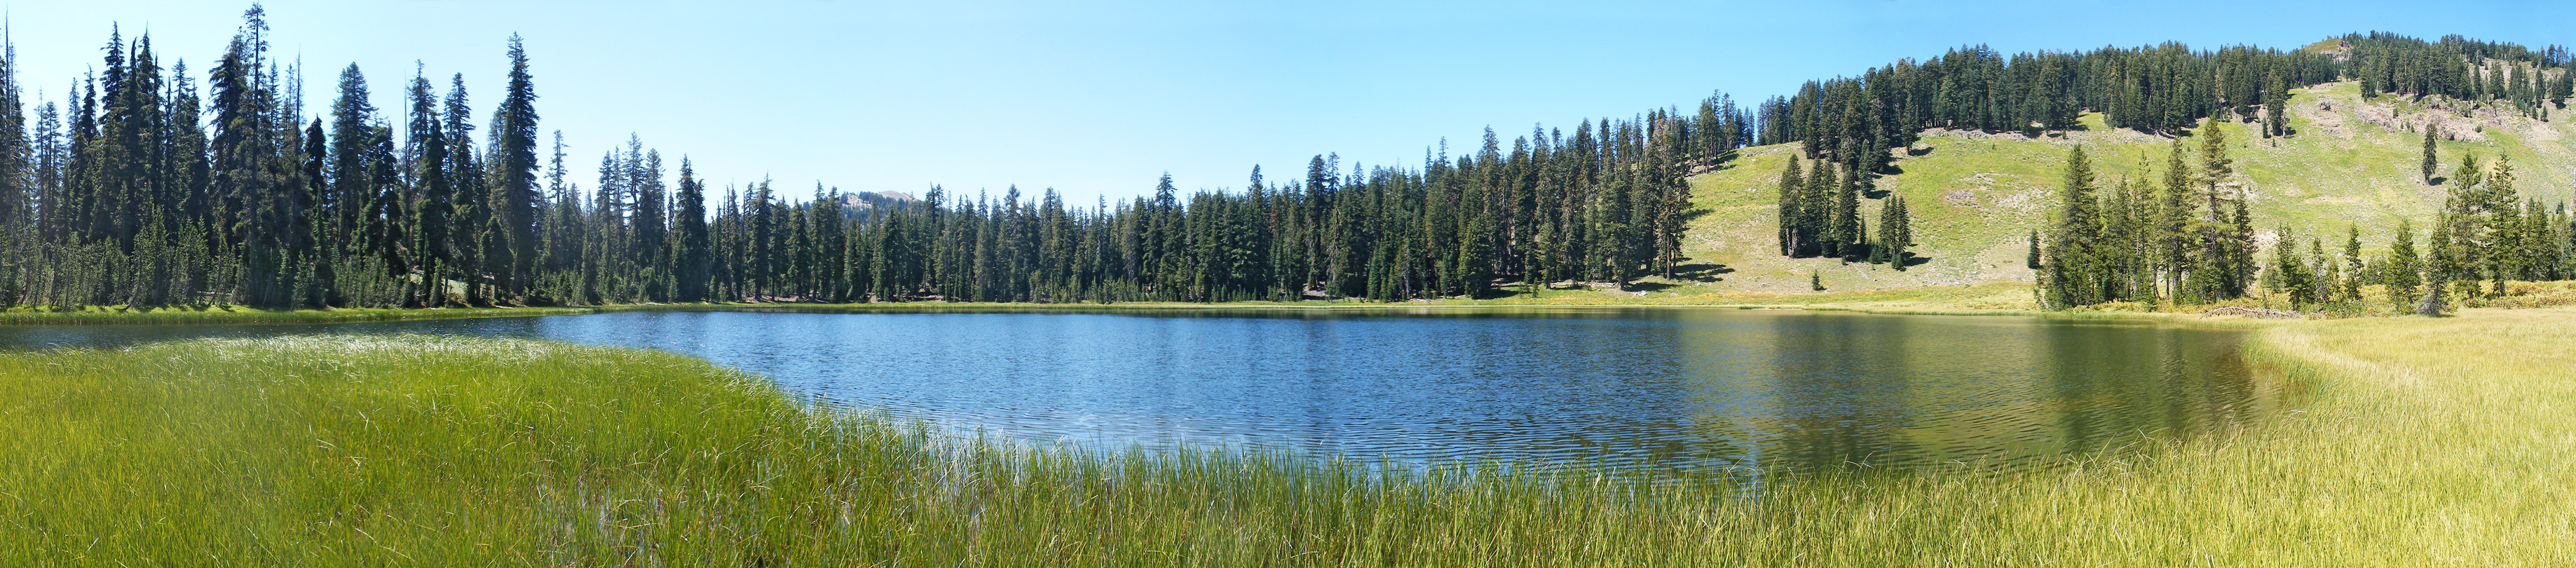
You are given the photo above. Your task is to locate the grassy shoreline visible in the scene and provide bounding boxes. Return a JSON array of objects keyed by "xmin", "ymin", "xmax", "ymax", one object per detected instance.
[
  {"xmin": 25, "ymin": 280, "xmax": 2568, "ymax": 327},
  {"xmin": 0, "ymin": 282, "xmax": 2257, "ymax": 326},
  {"xmin": 1, "ymin": 309, "xmax": 2569, "ymax": 564},
  {"xmin": 0, "ymin": 304, "xmax": 615, "ymax": 325}
]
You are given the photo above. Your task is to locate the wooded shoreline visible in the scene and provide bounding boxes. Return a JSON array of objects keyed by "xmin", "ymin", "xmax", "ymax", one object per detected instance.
[{"xmin": 0, "ymin": 281, "xmax": 2236, "ymax": 325}]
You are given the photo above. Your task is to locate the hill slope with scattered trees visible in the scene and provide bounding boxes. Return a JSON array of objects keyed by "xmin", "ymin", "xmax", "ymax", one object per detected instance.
[{"xmin": 1682, "ymin": 34, "xmax": 2573, "ymax": 313}]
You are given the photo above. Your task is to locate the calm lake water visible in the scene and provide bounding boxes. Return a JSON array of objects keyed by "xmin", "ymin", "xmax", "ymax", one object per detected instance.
[{"xmin": 0, "ymin": 309, "xmax": 2284, "ymax": 473}]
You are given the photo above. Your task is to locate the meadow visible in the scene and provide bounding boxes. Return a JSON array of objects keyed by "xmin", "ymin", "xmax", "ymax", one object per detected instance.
[
  {"xmin": 1, "ymin": 308, "xmax": 2570, "ymax": 565},
  {"xmin": 0, "ymin": 304, "xmax": 606, "ymax": 325}
]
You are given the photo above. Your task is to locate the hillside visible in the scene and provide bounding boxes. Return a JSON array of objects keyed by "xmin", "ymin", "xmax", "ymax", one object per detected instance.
[{"xmin": 1665, "ymin": 81, "xmax": 2576, "ymax": 296}]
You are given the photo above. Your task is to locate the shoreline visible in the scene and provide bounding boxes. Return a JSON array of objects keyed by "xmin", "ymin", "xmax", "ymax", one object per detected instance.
[
  {"xmin": 1, "ymin": 307, "xmax": 2565, "ymax": 562},
  {"xmin": 1, "ymin": 282, "xmax": 2305, "ymax": 327}
]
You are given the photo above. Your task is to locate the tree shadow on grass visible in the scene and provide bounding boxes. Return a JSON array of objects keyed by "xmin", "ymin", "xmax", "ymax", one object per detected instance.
[{"xmin": 1671, "ymin": 263, "xmax": 1733, "ymax": 282}]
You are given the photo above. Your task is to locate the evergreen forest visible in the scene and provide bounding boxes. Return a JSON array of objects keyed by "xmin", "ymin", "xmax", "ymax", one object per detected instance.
[{"xmin": 0, "ymin": 7, "xmax": 2570, "ymax": 309}]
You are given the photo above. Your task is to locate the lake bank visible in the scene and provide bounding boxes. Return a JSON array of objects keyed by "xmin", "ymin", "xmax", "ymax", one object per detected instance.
[
  {"xmin": 0, "ymin": 304, "xmax": 611, "ymax": 325},
  {"xmin": 0, "ymin": 282, "xmax": 2244, "ymax": 326},
  {"xmin": 0, "ymin": 309, "xmax": 2567, "ymax": 564},
  {"xmin": 27, "ymin": 279, "xmax": 2570, "ymax": 327}
]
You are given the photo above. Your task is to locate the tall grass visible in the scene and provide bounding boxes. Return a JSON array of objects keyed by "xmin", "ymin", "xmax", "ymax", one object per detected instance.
[
  {"xmin": 0, "ymin": 304, "xmax": 606, "ymax": 325},
  {"xmin": 2, "ymin": 310, "xmax": 2570, "ymax": 564}
]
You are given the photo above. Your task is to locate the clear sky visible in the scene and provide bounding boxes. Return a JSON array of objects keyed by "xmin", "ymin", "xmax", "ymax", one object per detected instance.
[{"xmin": 10, "ymin": 1, "xmax": 2573, "ymax": 204}]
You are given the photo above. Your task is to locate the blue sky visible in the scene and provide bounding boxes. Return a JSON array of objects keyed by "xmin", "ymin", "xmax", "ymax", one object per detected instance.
[{"xmin": 11, "ymin": 1, "xmax": 2573, "ymax": 203}]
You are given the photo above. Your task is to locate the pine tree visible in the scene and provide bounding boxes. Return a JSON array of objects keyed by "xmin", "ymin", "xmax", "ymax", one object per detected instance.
[
  {"xmin": 2420, "ymin": 215, "xmax": 2459, "ymax": 316},
  {"xmin": 1830, "ymin": 161, "xmax": 1862, "ymax": 259},
  {"xmin": 327, "ymin": 65, "xmax": 374, "ymax": 259},
  {"xmin": 2026, "ymin": 229, "xmax": 2042, "ymax": 270},
  {"xmin": 2262, "ymin": 72, "xmax": 2290, "ymax": 138},
  {"xmin": 2156, "ymin": 142, "xmax": 2195, "ymax": 297},
  {"xmin": 489, "ymin": 34, "xmax": 542, "ymax": 299},
  {"xmin": 443, "ymin": 74, "xmax": 489, "ymax": 306},
  {"xmin": 673, "ymin": 157, "xmax": 708, "ymax": 302},
  {"xmin": 1774, "ymin": 154, "xmax": 1802, "ymax": 256},
  {"xmin": 2311, "ymin": 237, "xmax": 2335, "ymax": 304},
  {"xmin": 2420, "ymin": 128, "xmax": 2439, "ymax": 184},
  {"xmin": 2387, "ymin": 217, "xmax": 2422, "ymax": 304},
  {"xmin": 2040, "ymin": 146, "xmax": 2101, "ymax": 308},
  {"xmin": 1803, "ymin": 158, "xmax": 1836, "ymax": 257},
  {"xmin": 407, "ymin": 70, "xmax": 454, "ymax": 307},
  {"xmin": 2184, "ymin": 121, "xmax": 2251, "ymax": 302},
  {"xmin": 0, "ymin": 34, "xmax": 27, "ymax": 306},
  {"xmin": 1878, "ymin": 195, "xmax": 1913, "ymax": 269},
  {"xmin": 2341, "ymin": 225, "xmax": 2364, "ymax": 302}
]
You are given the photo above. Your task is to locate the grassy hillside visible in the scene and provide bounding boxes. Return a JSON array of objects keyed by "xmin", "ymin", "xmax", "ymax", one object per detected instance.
[{"xmin": 1669, "ymin": 81, "xmax": 2576, "ymax": 297}]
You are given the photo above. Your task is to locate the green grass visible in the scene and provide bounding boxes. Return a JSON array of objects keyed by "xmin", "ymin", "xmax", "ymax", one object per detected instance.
[
  {"xmin": 0, "ymin": 304, "xmax": 609, "ymax": 325},
  {"xmin": 5, "ymin": 307, "xmax": 2573, "ymax": 564}
]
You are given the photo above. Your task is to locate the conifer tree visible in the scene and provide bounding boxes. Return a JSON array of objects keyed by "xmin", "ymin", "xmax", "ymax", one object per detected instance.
[
  {"xmin": 489, "ymin": 34, "xmax": 541, "ymax": 299},
  {"xmin": 442, "ymin": 74, "xmax": 490, "ymax": 306},
  {"xmin": 1774, "ymin": 154, "xmax": 1802, "ymax": 256},
  {"xmin": 0, "ymin": 35, "xmax": 27, "ymax": 306},
  {"xmin": 407, "ymin": 71, "xmax": 455, "ymax": 307},
  {"xmin": 1877, "ymin": 195, "xmax": 1913, "ymax": 269},
  {"xmin": 2185, "ymin": 121, "xmax": 2250, "ymax": 302},
  {"xmin": 327, "ymin": 65, "xmax": 374, "ymax": 257},
  {"xmin": 673, "ymin": 157, "xmax": 709, "ymax": 302},
  {"xmin": 2388, "ymin": 217, "xmax": 2422, "ymax": 304},
  {"xmin": 2420, "ymin": 215, "xmax": 2460, "ymax": 316},
  {"xmin": 1802, "ymin": 158, "xmax": 1836, "ymax": 257},
  {"xmin": 2421, "ymin": 128, "xmax": 2439, "ymax": 184},
  {"xmin": 1830, "ymin": 161, "xmax": 1862, "ymax": 259},
  {"xmin": 2040, "ymin": 147, "xmax": 2101, "ymax": 308},
  {"xmin": 2341, "ymin": 225, "xmax": 2364, "ymax": 301},
  {"xmin": 2026, "ymin": 230, "xmax": 2042, "ymax": 270},
  {"xmin": 2262, "ymin": 72, "xmax": 2290, "ymax": 138},
  {"xmin": 2156, "ymin": 142, "xmax": 2195, "ymax": 295}
]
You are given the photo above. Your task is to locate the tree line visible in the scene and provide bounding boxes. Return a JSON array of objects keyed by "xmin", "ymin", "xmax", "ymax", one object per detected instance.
[
  {"xmin": 2348, "ymin": 32, "xmax": 2573, "ymax": 121},
  {"xmin": 0, "ymin": 6, "xmax": 1762, "ymax": 309},
  {"xmin": 2027, "ymin": 31, "xmax": 2576, "ymax": 311},
  {"xmin": 2033, "ymin": 124, "xmax": 2261, "ymax": 308},
  {"xmin": 1771, "ymin": 154, "xmax": 1914, "ymax": 268},
  {"xmin": 664, "ymin": 114, "xmax": 1726, "ymax": 305},
  {"xmin": 1801, "ymin": 32, "xmax": 2575, "ymax": 311},
  {"xmin": 1756, "ymin": 41, "xmax": 2343, "ymax": 178},
  {"xmin": 0, "ymin": 8, "xmax": 546, "ymax": 309},
  {"xmin": 1761, "ymin": 40, "xmax": 2347, "ymax": 266},
  {"xmin": 2242, "ymin": 150, "xmax": 2573, "ymax": 315},
  {"xmin": 4, "ymin": 11, "xmax": 2568, "ymax": 309},
  {"xmin": 2036, "ymin": 123, "xmax": 2575, "ymax": 312}
]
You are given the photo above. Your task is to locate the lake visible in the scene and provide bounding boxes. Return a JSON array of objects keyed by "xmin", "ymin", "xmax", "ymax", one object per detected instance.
[{"xmin": 0, "ymin": 308, "xmax": 2285, "ymax": 474}]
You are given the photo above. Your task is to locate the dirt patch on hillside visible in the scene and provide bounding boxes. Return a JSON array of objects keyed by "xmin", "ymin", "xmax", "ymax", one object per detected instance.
[
  {"xmin": 1921, "ymin": 127, "xmax": 2165, "ymax": 147},
  {"xmin": 2302, "ymin": 95, "xmax": 2354, "ymax": 138}
]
